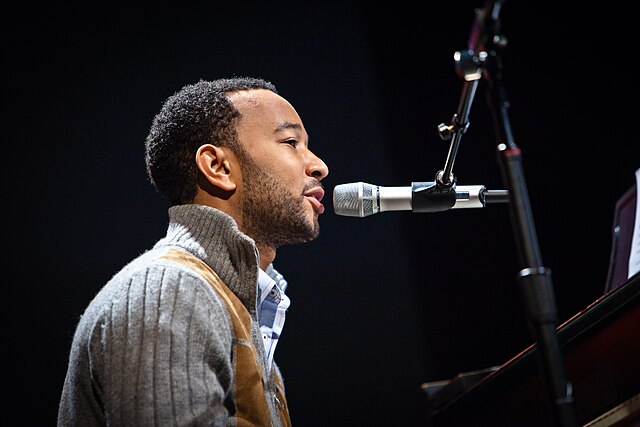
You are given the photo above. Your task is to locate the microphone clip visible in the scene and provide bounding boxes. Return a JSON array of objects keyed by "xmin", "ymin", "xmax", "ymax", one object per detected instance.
[
  {"xmin": 412, "ymin": 171, "xmax": 459, "ymax": 213},
  {"xmin": 412, "ymin": 181, "xmax": 456, "ymax": 213}
]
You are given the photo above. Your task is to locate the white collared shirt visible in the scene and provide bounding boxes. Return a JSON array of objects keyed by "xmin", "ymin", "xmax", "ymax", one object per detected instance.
[{"xmin": 257, "ymin": 268, "xmax": 290, "ymax": 372}]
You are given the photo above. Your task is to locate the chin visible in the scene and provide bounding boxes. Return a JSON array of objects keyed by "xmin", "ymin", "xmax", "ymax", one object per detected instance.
[{"xmin": 308, "ymin": 220, "xmax": 321, "ymax": 240}]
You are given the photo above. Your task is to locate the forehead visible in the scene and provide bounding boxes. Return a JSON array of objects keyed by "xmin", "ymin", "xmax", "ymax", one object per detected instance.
[{"xmin": 228, "ymin": 89, "xmax": 305, "ymax": 134}]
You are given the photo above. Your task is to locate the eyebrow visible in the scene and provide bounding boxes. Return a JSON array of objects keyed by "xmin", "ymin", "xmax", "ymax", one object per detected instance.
[{"xmin": 274, "ymin": 121, "xmax": 302, "ymax": 133}]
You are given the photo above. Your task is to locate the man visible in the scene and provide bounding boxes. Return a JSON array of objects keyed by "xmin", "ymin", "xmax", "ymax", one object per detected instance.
[{"xmin": 58, "ymin": 77, "xmax": 329, "ymax": 426}]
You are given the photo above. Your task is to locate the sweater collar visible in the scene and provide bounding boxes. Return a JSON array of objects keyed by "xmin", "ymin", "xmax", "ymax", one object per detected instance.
[{"xmin": 155, "ymin": 204, "xmax": 260, "ymax": 314}]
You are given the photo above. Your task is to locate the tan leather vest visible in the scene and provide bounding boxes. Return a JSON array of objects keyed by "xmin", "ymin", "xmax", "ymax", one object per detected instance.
[{"xmin": 160, "ymin": 248, "xmax": 292, "ymax": 427}]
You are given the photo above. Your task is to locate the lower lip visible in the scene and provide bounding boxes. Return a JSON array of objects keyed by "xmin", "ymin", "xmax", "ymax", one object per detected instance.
[{"xmin": 305, "ymin": 196, "xmax": 325, "ymax": 214}]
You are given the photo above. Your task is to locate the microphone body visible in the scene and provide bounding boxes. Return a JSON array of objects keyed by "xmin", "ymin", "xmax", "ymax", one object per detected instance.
[{"xmin": 333, "ymin": 182, "xmax": 490, "ymax": 217}]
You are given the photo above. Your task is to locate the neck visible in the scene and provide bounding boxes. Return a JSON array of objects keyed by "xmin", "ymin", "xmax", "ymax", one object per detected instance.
[{"xmin": 255, "ymin": 243, "xmax": 276, "ymax": 270}]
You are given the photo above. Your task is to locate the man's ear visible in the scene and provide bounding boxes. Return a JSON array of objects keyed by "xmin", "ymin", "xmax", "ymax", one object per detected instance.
[{"xmin": 195, "ymin": 144, "xmax": 237, "ymax": 192}]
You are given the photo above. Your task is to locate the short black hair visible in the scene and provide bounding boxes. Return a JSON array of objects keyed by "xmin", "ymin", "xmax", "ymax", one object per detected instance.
[{"xmin": 144, "ymin": 77, "xmax": 278, "ymax": 205}]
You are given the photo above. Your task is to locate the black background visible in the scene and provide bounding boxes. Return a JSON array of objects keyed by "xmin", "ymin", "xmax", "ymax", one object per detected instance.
[{"xmin": 8, "ymin": 1, "xmax": 638, "ymax": 426}]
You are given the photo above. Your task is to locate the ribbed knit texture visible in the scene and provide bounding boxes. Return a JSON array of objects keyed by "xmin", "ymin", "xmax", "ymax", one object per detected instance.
[{"xmin": 58, "ymin": 205, "xmax": 285, "ymax": 426}]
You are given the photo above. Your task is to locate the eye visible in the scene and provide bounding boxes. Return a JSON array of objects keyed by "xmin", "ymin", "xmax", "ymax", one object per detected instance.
[{"xmin": 283, "ymin": 139, "xmax": 298, "ymax": 147}]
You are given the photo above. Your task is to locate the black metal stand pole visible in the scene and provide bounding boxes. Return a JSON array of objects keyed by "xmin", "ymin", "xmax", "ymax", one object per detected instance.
[{"xmin": 476, "ymin": 1, "xmax": 578, "ymax": 425}]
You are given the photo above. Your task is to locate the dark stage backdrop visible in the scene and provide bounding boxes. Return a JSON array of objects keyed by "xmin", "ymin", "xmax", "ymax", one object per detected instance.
[{"xmin": 8, "ymin": 2, "xmax": 637, "ymax": 426}]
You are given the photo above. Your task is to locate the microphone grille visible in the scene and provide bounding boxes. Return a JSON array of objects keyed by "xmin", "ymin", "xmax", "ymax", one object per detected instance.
[{"xmin": 333, "ymin": 182, "xmax": 365, "ymax": 217}]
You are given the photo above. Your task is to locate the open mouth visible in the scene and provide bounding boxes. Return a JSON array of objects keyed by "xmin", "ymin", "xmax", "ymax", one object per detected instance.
[{"xmin": 304, "ymin": 188, "xmax": 325, "ymax": 214}]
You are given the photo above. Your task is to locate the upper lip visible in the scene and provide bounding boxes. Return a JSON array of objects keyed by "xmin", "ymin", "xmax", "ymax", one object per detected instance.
[{"xmin": 304, "ymin": 187, "xmax": 325, "ymax": 202}]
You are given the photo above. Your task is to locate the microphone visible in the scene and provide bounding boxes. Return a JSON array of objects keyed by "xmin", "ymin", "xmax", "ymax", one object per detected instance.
[{"xmin": 333, "ymin": 181, "xmax": 508, "ymax": 217}]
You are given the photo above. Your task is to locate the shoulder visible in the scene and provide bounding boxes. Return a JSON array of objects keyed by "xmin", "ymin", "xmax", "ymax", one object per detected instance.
[{"xmin": 75, "ymin": 249, "xmax": 234, "ymax": 348}]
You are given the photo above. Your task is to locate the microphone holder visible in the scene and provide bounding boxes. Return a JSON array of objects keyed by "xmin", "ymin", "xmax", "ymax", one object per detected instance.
[
  {"xmin": 433, "ymin": 1, "xmax": 578, "ymax": 426},
  {"xmin": 436, "ymin": 49, "xmax": 484, "ymax": 189}
]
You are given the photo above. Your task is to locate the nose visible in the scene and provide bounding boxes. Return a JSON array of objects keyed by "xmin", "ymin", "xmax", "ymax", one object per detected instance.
[{"xmin": 306, "ymin": 150, "xmax": 329, "ymax": 181}]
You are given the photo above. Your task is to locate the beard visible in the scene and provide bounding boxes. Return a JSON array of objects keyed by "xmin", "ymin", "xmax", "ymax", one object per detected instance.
[{"xmin": 238, "ymin": 151, "xmax": 321, "ymax": 248}]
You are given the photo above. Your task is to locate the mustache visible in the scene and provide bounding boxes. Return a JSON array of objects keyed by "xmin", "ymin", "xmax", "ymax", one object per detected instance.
[{"xmin": 301, "ymin": 179, "xmax": 324, "ymax": 194}]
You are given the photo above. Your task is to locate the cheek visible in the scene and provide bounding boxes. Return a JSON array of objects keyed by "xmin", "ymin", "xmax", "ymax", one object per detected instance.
[
  {"xmin": 270, "ymin": 153, "xmax": 306, "ymax": 183},
  {"xmin": 278, "ymin": 171, "xmax": 304, "ymax": 193},
  {"xmin": 250, "ymin": 147, "xmax": 308, "ymax": 191}
]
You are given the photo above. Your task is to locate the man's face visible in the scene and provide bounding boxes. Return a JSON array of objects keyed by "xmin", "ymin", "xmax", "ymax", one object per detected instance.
[{"xmin": 229, "ymin": 89, "xmax": 329, "ymax": 248}]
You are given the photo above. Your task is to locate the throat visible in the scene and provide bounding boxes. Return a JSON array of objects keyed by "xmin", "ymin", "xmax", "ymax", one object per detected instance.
[{"xmin": 255, "ymin": 243, "xmax": 276, "ymax": 270}]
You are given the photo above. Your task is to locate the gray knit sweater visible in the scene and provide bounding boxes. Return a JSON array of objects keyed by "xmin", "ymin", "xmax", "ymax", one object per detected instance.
[{"xmin": 58, "ymin": 204, "xmax": 287, "ymax": 426}]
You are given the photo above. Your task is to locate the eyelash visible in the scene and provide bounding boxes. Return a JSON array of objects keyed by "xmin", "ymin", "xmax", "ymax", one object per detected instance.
[{"xmin": 283, "ymin": 139, "xmax": 298, "ymax": 147}]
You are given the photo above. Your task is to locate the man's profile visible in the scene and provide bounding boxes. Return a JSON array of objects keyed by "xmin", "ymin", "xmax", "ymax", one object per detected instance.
[{"xmin": 58, "ymin": 77, "xmax": 329, "ymax": 426}]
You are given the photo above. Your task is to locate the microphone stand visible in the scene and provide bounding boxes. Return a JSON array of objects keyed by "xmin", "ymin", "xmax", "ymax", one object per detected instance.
[{"xmin": 435, "ymin": 1, "xmax": 578, "ymax": 425}]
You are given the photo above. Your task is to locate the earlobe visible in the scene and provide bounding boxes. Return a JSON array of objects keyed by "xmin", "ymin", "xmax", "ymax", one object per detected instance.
[{"xmin": 195, "ymin": 144, "xmax": 237, "ymax": 192}]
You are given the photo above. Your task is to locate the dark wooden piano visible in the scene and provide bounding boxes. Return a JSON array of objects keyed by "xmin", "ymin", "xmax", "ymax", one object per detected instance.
[{"xmin": 423, "ymin": 273, "xmax": 640, "ymax": 426}]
